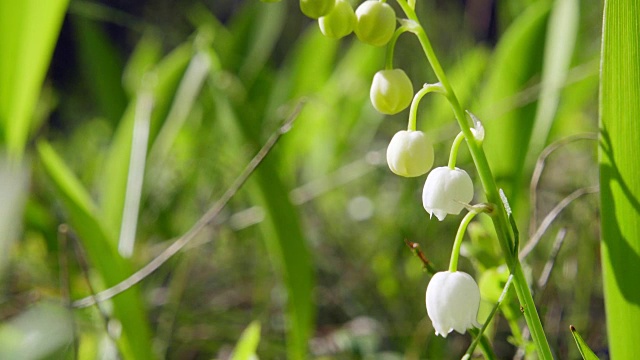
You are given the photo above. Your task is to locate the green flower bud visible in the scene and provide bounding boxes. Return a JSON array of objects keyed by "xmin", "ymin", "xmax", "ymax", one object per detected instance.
[
  {"xmin": 354, "ymin": 1, "xmax": 396, "ymax": 46},
  {"xmin": 300, "ymin": 0, "xmax": 336, "ymax": 19},
  {"xmin": 386, "ymin": 130, "xmax": 434, "ymax": 177},
  {"xmin": 318, "ymin": 0, "xmax": 356, "ymax": 39},
  {"xmin": 370, "ymin": 69, "xmax": 413, "ymax": 115}
]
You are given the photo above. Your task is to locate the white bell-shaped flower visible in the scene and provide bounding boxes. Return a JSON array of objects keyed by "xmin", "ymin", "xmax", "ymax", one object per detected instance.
[
  {"xmin": 422, "ymin": 166, "xmax": 473, "ymax": 221},
  {"xmin": 425, "ymin": 271, "xmax": 481, "ymax": 337},
  {"xmin": 386, "ymin": 130, "xmax": 434, "ymax": 177}
]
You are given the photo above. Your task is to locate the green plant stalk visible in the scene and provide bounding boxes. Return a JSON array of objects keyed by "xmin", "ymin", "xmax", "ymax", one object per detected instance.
[
  {"xmin": 385, "ymin": 27, "xmax": 409, "ymax": 70},
  {"xmin": 447, "ymin": 131, "xmax": 465, "ymax": 169},
  {"xmin": 395, "ymin": 1, "xmax": 553, "ymax": 358},
  {"xmin": 465, "ymin": 274, "xmax": 514, "ymax": 359},
  {"xmin": 448, "ymin": 210, "xmax": 478, "ymax": 272},
  {"xmin": 407, "ymin": 83, "xmax": 444, "ymax": 131}
]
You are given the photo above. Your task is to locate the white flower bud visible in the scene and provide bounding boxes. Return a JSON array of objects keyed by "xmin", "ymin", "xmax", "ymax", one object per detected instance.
[
  {"xmin": 370, "ymin": 69, "xmax": 414, "ymax": 115},
  {"xmin": 425, "ymin": 271, "xmax": 481, "ymax": 337},
  {"xmin": 422, "ymin": 166, "xmax": 473, "ymax": 221},
  {"xmin": 386, "ymin": 130, "xmax": 434, "ymax": 177}
]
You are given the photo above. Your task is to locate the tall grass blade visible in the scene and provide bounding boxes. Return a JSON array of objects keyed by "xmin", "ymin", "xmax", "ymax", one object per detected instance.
[
  {"xmin": 37, "ymin": 141, "xmax": 155, "ymax": 360},
  {"xmin": 598, "ymin": 0, "xmax": 640, "ymax": 357},
  {"xmin": 117, "ymin": 94, "xmax": 153, "ymax": 258},
  {"xmin": 100, "ymin": 44, "xmax": 192, "ymax": 239},
  {"xmin": 526, "ymin": 0, "xmax": 579, "ymax": 167},
  {"xmin": 0, "ymin": 0, "xmax": 69, "ymax": 158},
  {"xmin": 214, "ymin": 94, "xmax": 313, "ymax": 359},
  {"xmin": 478, "ymin": 2, "xmax": 550, "ymax": 199}
]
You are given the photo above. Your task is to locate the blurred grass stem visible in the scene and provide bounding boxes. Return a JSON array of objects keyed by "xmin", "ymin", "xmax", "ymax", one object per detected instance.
[{"xmin": 72, "ymin": 101, "xmax": 304, "ymax": 308}]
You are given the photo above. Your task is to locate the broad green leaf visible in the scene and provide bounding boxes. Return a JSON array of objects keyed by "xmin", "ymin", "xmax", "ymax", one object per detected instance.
[
  {"xmin": 569, "ymin": 325, "xmax": 599, "ymax": 360},
  {"xmin": 599, "ymin": 0, "xmax": 640, "ymax": 358},
  {"xmin": 478, "ymin": 1, "xmax": 550, "ymax": 199},
  {"xmin": 37, "ymin": 141, "xmax": 155, "ymax": 360},
  {"xmin": 0, "ymin": 0, "xmax": 69, "ymax": 158},
  {"xmin": 231, "ymin": 321, "xmax": 261, "ymax": 360},
  {"xmin": 525, "ymin": 0, "xmax": 579, "ymax": 169}
]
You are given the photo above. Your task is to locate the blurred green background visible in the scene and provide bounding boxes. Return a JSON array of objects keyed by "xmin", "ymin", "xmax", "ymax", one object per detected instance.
[{"xmin": 0, "ymin": 0, "xmax": 604, "ymax": 358}]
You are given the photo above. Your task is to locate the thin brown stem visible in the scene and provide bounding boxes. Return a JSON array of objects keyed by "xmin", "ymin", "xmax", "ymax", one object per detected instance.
[{"xmin": 404, "ymin": 239, "xmax": 437, "ymax": 275}]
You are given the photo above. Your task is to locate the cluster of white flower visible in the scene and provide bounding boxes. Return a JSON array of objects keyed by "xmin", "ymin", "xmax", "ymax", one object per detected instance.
[
  {"xmin": 369, "ymin": 63, "xmax": 482, "ymax": 338},
  {"xmin": 297, "ymin": 0, "xmax": 484, "ymax": 340}
]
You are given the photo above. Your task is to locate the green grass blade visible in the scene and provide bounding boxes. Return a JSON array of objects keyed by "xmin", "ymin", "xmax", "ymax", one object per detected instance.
[
  {"xmin": 37, "ymin": 141, "xmax": 155, "ymax": 360},
  {"xmin": 231, "ymin": 321, "xmax": 261, "ymax": 360},
  {"xmin": 478, "ymin": 1, "xmax": 550, "ymax": 198},
  {"xmin": 0, "ymin": 0, "xmax": 69, "ymax": 158},
  {"xmin": 598, "ymin": 0, "xmax": 640, "ymax": 357},
  {"xmin": 123, "ymin": 32, "xmax": 163, "ymax": 96},
  {"xmin": 569, "ymin": 325, "xmax": 599, "ymax": 360},
  {"xmin": 251, "ymin": 159, "xmax": 314, "ymax": 360},
  {"xmin": 214, "ymin": 94, "xmax": 314, "ymax": 359},
  {"xmin": 99, "ymin": 44, "xmax": 193, "ymax": 239},
  {"xmin": 526, "ymin": 0, "xmax": 579, "ymax": 167}
]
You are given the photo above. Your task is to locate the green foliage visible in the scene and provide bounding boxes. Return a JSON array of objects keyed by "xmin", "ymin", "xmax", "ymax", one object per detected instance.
[
  {"xmin": 479, "ymin": 1, "xmax": 550, "ymax": 198},
  {"xmin": 0, "ymin": 0, "xmax": 608, "ymax": 358},
  {"xmin": 570, "ymin": 325, "xmax": 599, "ymax": 360},
  {"xmin": 0, "ymin": 0, "xmax": 68, "ymax": 158},
  {"xmin": 37, "ymin": 141, "xmax": 154, "ymax": 359},
  {"xmin": 599, "ymin": 0, "xmax": 640, "ymax": 357},
  {"xmin": 231, "ymin": 321, "xmax": 262, "ymax": 360}
]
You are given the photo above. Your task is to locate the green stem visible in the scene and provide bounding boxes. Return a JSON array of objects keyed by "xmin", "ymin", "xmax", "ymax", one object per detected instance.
[
  {"xmin": 465, "ymin": 275, "xmax": 514, "ymax": 358},
  {"xmin": 394, "ymin": 1, "xmax": 553, "ymax": 358},
  {"xmin": 467, "ymin": 329, "xmax": 498, "ymax": 360},
  {"xmin": 448, "ymin": 210, "xmax": 478, "ymax": 272},
  {"xmin": 385, "ymin": 27, "xmax": 408, "ymax": 70},
  {"xmin": 447, "ymin": 131, "xmax": 465, "ymax": 169},
  {"xmin": 407, "ymin": 83, "xmax": 444, "ymax": 131}
]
